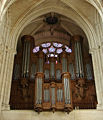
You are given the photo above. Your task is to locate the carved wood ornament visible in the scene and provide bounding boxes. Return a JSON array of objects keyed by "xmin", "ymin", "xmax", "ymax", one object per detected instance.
[{"xmin": 10, "ymin": 24, "xmax": 97, "ymax": 112}]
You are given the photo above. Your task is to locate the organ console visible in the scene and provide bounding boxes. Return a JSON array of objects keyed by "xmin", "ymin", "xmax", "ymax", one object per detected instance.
[{"xmin": 10, "ymin": 34, "xmax": 97, "ymax": 112}]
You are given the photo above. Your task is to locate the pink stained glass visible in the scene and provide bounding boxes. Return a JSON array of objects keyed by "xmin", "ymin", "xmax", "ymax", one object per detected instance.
[
  {"xmin": 42, "ymin": 49, "xmax": 47, "ymax": 54},
  {"xmin": 49, "ymin": 46, "xmax": 55, "ymax": 53},
  {"xmin": 53, "ymin": 43, "xmax": 63, "ymax": 48},
  {"xmin": 41, "ymin": 43, "xmax": 51, "ymax": 48},
  {"xmin": 56, "ymin": 48, "xmax": 63, "ymax": 54},
  {"xmin": 33, "ymin": 46, "xmax": 39, "ymax": 53}
]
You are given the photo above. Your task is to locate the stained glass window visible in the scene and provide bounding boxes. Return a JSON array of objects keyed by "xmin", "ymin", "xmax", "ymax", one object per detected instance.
[
  {"xmin": 42, "ymin": 49, "xmax": 47, "ymax": 54},
  {"xmin": 53, "ymin": 43, "xmax": 63, "ymax": 48},
  {"xmin": 42, "ymin": 43, "xmax": 51, "ymax": 48},
  {"xmin": 65, "ymin": 45, "xmax": 68, "ymax": 49},
  {"xmin": 65, "ymin": 45, "xmax": 72, "ymax": 53},
  {"xmin": 65, "ymin": 48, "xmax": 72, "ymax": 53},
  {"xmin": 50, "ymin": 54, "xmax": 54, "ymax": 57},
  {"xmin": 33, "ymin": 46, "xmax": 39, "ymax": 53},
  {"xmin": 49, "ymin": 46, "xmax": 55, "ymax": 53},
  {"xmin": 56, "ymin": 48, "xmax": 63, "ymax": 54},
  {"xmin": 55, "ymin": 54, "xmax": 58, "ymax": 57},
  {"xmin": 33, "ymin": 43, "xmax": 72, "ymax": 56}
]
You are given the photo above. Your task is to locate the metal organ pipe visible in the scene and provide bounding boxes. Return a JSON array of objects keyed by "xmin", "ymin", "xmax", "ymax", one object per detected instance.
[
  {"xmin": 61, "ymin": 49, "xmax": 72, "ymax": 111},
  {"xmin": 74, "ymin": 35, "xmax": 84, "ymax": 78},
  {"xmin": 62, "ymin": 51, "xmax": 67, "ymax": 73},
  {"xmin": 79, "ymin": 42, "xmax": 84, "ymax": 77},
  {"xmin": 21, "ymin": 35, "xmax": 34, "ymax": 78},
  {"xmin": 62, "ymin": 72, "xmax": 72, "ymax": 109},
  {"xmin": 50, "ymin": 62, "xmax": 55, "ymax": 79},
  {"xmin": 24, "ymin": 42, "xmax": 28, "ymax": 77},
  {"xmin": 35, "ymin": 73, "xmax": 44, "ymax": 106},
  {"xmin": 38, "ymin": 49, "xmax": 44, "ymax": 72},
  {"xmin": 51, "ymin": 87, "xmax": 55, "ymax": 105},
  {"xmin": 74, "ymin": 42, "xmax": 79, "ymax": 77},
  {"xmin": 35, "ymin": 49, "xmax": 44, "ymax": 110},
  {"xmin": 26, "ymin": 42, "xmax": 31, "ymax": 76},
  {"xmin": 22, "ymin": 42, "xmax": 25, "ymax": 77}
]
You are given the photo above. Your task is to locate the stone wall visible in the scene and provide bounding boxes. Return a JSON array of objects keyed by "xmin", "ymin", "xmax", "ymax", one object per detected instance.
[{"xmin": 1, "ymin": 110, "xmax": 103, "ymax": 120}]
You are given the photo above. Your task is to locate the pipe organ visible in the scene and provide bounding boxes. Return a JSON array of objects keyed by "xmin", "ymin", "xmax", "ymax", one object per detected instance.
[
  {"xmin": 74, "ymin": 36, "xmax": 84, "ymax": 78},
  {"xmin": 10, "ymin": 34, "xmax": 97, "ymax": 112},
  {"xmin": 21, "ymin": 35, "xmax": 34, "ymax": 78}
]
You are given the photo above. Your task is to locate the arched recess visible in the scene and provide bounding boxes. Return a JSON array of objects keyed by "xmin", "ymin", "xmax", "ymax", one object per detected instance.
[{"xmin": 1, "ymin": 1, "xmax": 103, "ymax": 111}]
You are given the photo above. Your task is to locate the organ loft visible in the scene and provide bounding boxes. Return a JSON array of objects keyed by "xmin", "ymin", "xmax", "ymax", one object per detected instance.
[{"xmin": 10, "ymin": 13, "xmax": 97, "ymax": 113}]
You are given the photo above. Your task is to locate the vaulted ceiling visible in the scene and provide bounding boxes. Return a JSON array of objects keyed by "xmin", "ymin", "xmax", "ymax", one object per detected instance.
[{"xmin": 1, "ymin": 0, "xmax": 102, "ymax": 52}]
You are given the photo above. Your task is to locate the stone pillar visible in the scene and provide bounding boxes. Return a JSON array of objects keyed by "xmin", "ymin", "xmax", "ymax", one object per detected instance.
[
  {"xmin": 90, "ymin": 47, "xmax": 103, "ymax": 110},
  {"xmin": 0, "ymin": 44, "xmax": 7, "ymax": 112},
  {"xmin": 1, "ymin": 48, "xmax": 16, "ymax": 110}
]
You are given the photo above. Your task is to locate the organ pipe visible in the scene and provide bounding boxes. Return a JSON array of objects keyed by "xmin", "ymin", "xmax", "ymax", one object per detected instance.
[
  {"xmin": 50, "ymin": 62, "xmax": 55, "ymax": 79},
  {"xmin": 57, "ymin": 88, "xmax": 63, "ymax": 102},
  {"xmin": 44, "ymin": 89, "xmax": 50, "ymax": 102},
  {"xmin": 61, "ymin": 49, "xmax": 72, "ymax": 111},
  {"xmin": 21, "ymin": 35, "xmax": 34, "ymax": 78},
  {"xmin": 62, "ymin": 72, "xmax": 72, "ymax": 111},
  {"xmin": 74, "ymin": 35, "xmax": 84, "ymax": 78},
  {"xmin": 62, "ymin": 50, "xmax": 67, "ymax": 73},
  {"xmin": 35, "ymin": 48, "xmax": 44, "ymax": 111},
  {"xmin": 36, "ymin": 77, "xmax": 42, "ymax": 104},
  {"xmin": 51, "ymin": 87, "xmax": 55, "ymax": 105},
  {"xmin": 35, "ymin": 72, "xmax": 44, "ymax": 111},
  {"xmin": 51, "ymin": 82, "xmax": 56, "ymax": 109},
  {"xmin": 38, "ymin": 47, "xmax": 44, "ymax": 72},
  {"xmin": 64, "ymin": 77, "xmax": 71, "ymax": 104}
]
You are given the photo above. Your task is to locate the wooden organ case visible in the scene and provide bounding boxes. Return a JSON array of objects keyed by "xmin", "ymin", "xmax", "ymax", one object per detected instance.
[{"xmin": 10, "ymin": 35, "xmax": 97, "ymax": 113}]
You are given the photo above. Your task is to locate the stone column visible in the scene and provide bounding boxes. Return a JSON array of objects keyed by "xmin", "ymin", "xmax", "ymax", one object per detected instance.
[
  {"xmin": 0, "ymin": 44, "xmax": 7, "ymax": 112},
  {"xmin": 1, "ymin": 48, "xmax": 16, "ymax": 110},
  {"xmin": 90, "ymin": 47, "xmax": 103, "ymax": 110}
]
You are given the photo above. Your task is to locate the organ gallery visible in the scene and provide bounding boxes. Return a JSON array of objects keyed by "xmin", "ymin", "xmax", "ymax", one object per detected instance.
[{"xmin": 10, "ymin": 14, "xmax": 97, "ymax": 113}]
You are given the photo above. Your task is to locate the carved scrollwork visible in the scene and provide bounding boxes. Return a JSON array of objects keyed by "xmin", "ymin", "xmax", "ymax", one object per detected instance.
[{"xmin": 75, "ymin": 78, "xmax": 88, "ymax": 100}]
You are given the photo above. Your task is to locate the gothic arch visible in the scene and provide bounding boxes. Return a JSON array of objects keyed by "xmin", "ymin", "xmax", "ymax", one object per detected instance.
[{"xmin": 0, "ymin": 0, "xmax": 103, "ymax": 113}]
